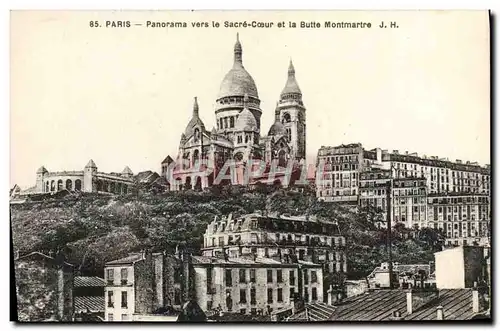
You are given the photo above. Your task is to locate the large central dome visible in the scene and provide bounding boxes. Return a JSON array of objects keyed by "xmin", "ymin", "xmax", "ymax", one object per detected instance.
[{"xmin": 217, "ymin": 34, "xmax": 259, "ymax": 99}]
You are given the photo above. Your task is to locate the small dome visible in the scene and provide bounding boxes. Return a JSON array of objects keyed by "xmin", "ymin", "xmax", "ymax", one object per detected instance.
[
  {"xmin": 122, "ymin": 166, "xmax": 133, "ymax": 176},
  {"xmin": 268, "ymin": 120, "xmax": 286, "ymax": 136},
  {"xmin": 217, "ymin": 34, "xmax": 259, "ymax": 99},
  {"xmin": 36, "ymin": 166, "xmax": 48, "ymax": 174},
  {"xmin": 85, "ymin": 159, "xmax": 97, "ymax": 168},
  {"xmin": 281, "ymin": 59, "xmax": 302, "ymax": 96},
  {"xmin": 235, "ymin": 94, "xmax": 258, "ymax": 132}
]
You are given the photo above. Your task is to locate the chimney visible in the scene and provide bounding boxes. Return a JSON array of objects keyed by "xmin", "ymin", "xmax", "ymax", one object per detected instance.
[
  {"xmin": 327, "ymin": 285, "xmax": 333, "ymax": 305},
  {"xmin": 472, "ymin": 282, "xmax": 480, "ymax": 313},
  {"xmin": 436, "ymin": 306, "xmax": 444, "ymax": 320},
  {"xmin": 391, "ymin": 310, "xmax": 403, "ymax": 321},
  {"xmin": 406, "ymin": 288, "xmax": 439, "ymax": 315}
]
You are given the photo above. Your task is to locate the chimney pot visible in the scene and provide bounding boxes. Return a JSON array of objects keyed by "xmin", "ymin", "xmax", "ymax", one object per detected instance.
[
  {"xmin": 436, "ymin": 306, "xmax": 444, "ymax": 320},
  {"xmin": 406, "ymin": 290, "xmax": 413, "ymax": 315},
  {"xmin": 472, "ymin": 287, "xmax": 480, "ymax": 313}
]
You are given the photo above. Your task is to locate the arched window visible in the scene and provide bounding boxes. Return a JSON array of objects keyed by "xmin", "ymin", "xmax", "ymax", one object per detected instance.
[
  {"xmin": 194, "ymin": 150, "xmax": 200, "ymax": 162},
  {"xmin": 50, "ymin": 180, "xmax": 56, "ymax": 191},
  {"xmin": 237, "ymin": 135, "xmax": 242, "ymax": 144},
  {"xmin": 282, "ymin": 112, "xmax": 291, "ymax": 123},
  {"xmin": 45, "ymin": 181, "xmax": 49, "ymax": 193},
  {"xmin": 185, "ymin": 177, "xmax": 192, "ymax": 190},
  {"xmin": 194, "ymin": 177, "xmax": 202, "ymax": 191},
  {"xmin": 245, "ymin": 135, "xmax": 249, "ymax": 143},
  {"xmin": 224, "ymin": 117, "xmax": 228, "ymax": 128},
  {"xmin": 66, "ymin": 179, "xmax": 73, "ymax": 190},
  {"xmin": 230, "ymin": 117, "xmax": 235, "ymax": 128},
  {"xmin": 286, "ymin": 128, "xmax": 292, "ymax": 141},
  {"xmin": 194, "ymin": 128, "xmax": 200, "ymax": 142},
  {"xmin": 75, "ymin": 179, "xmax": 82, "ymax": 191}
]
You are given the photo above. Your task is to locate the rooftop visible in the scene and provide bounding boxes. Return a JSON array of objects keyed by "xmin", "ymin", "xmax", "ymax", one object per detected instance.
[
  {"xmin": 105, "ymin": 253, "xmax": 144, "ymax": 266},
  {"xmin": 74, "ymin": 276, "xmax": 105, "ymax": 288},
  {"xmin": 328, "ymin": 289, "xmax": 486, "ymax": 321},
  {"xmin": 207, "ymin": 313, "xmax": 272, "ymax": 322},
  {"xmin": 192, "ymin": 256, "xmax": 320, "ymax": 267},
  {"xmin": 286, "ymin": 302, "xmax": 336, "ymax": 321},
  {"xmin": 74, "ymin": 296, "xmax": 105, "ymax": 313}
]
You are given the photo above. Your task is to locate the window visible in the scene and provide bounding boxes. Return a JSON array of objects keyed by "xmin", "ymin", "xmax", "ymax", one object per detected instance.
[
  {"xmin": 107, "ymin": 314, "xmax": 113, "ymax": 322},
  {"xmin": 121, "ymin": 291, "xmax": 128, "ymax": 308},
  {"xmin": 239, "ymin": 269, "xmax": 246, "ymax": 283},
  {"xmin": 207, "ymin": 267, "xmax": 213, "ymax": 293},
  {"xmin": 304, "ymin": 271, "xmax": 309, "ymax": 284},
  {"xmin": 267, "ymin": 289, "xmax": 273, "ymax": 303},
  {"xmin": 277, "ymin": 288, "xmax": 283, "ymax": 302},
  {"xmin": 251, "ymin": 308, "xmax": 257, "ymax": 315},
  {"xmin": 250, "ymin": 288, "xmax": 256, "ymax": 304},
  {"xmin": 225, "ymin": 269, "xmax": 232, "ymax": 286},
  {"xmin": 250, "ymin": 269, "xmax": 256, "ymax": 283},
  {"xmin": 277, "ymin": 270, "xmax": 283, "ymax": 283},
  {"xmin": 267, "ymin": 270, "xmax": 273, "ymax": 283},
  {"xmin": 107, "ymin": 269, "xmax": 114, "ymax": 284},
  {"xmin": 107, "ymin": 291, "xmax": 114, "ymax": 308},
  {"xmin": 174, "ymin": 288, "xmax": 181, "ymax": 305},
  {"xmin": 240, "ymin": 289, "xmax": 247, "ymax": 303},
  {"xmin": 240, "ymin": 308, "xmax": 246, "ymax": 314},
  {"xmin": 312, "ymin": 288, "xmax": 318, "ymax": 301},
  {"xmin": 121, "ymin": 314, "xmax": 129, "ymax": 321},
  {"xmin": 120, "ymin": 268, "xmax": 128, "ymax": 285},
  {"xmin": 311, "ymin": 271, "xmax": 317, "ymax": 283}
]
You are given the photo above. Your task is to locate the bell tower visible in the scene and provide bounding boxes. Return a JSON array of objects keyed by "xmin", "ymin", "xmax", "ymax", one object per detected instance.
[{"xmin": 276, "ymin": 59, "xmax": 306, "ymax": 161}]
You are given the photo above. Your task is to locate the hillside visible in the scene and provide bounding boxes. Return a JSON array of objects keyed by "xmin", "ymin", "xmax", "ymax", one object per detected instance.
[{"xmin": 10, "ymin": 187, "xmax": 442, "ymax": 278}]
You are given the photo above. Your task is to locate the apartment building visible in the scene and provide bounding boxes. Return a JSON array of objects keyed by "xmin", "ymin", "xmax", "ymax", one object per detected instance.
[
  {"xmin": 316, "ymin": 143, "xmax": 365, "ymax": 203},
  {"xmin": 427, "ymin": 193, "xmax": 490, "ymax": 247},
  {"xmin": 104, "ymin": 252, "xmax": 186, "ymax": 322},
  {"xmin": 191, "ymin": 255, "xmax": 323, "ymax": 315},
  {"xmin": 358, "ymin": 168, "xmax": 428, "ymax": 229},
  {"xmin": 201, "ymin": 212, "xmax": 347, "ymax": 275},
  {"xmin": 317, "ymin": 143, "xmax": 490, "ymax": 245},
  {"xmin": 316, "ymin": 143, "xmax": 490, "ymax": 202}
]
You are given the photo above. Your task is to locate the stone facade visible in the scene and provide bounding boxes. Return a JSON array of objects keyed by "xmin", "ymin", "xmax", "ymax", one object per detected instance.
[
  {"xmin": 191, "ymin": 256, "xmax": 323, "ymax": 315},
  {"xmin": 202, "ymin": 212, "xmax": 347, "ymax": 275},
  {"xmin": 15, "ymin": 252, "xmax": 74, "ymax": 322},
  {"xmin": 434, "ymin": 246, "xmax": 488, "ymax": 289},
  {"xmin": 19, "ymin": 160, "xmax": 135, "ymax": 197},
  {"xmin": 104, "ymin": 252, "xmax": 185, "ymax": 322}
]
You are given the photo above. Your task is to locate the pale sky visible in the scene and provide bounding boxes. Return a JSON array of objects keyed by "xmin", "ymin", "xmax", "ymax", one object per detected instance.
[{"xmin": 10, "ymin": 10, "xmax": 490, "ymax": 189}]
